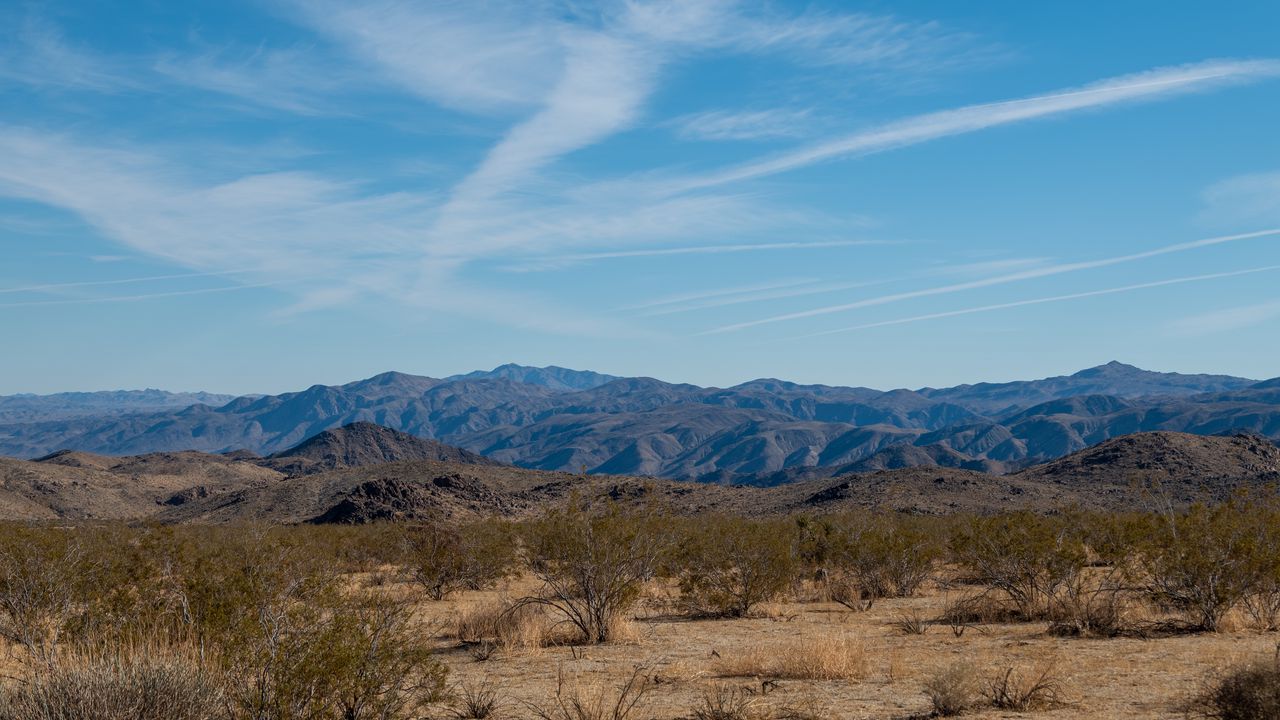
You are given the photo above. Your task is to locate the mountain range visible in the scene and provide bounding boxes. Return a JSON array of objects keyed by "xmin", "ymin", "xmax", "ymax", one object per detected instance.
[{"xmin": 2, "ymin": 361, "xmax": 1278, "ymax": 483}]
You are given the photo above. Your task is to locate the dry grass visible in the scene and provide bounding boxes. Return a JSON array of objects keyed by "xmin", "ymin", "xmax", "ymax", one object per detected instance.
[
  {"xmin": 714, "ymin": 633, "xmax": 866, "ymax": 681},
  {"xmin": 454, "ymin": 598, "xmax": 565, "ymax": 653}
]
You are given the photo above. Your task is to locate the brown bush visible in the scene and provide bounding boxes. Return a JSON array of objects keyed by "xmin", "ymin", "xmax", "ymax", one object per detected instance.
[
  {"xmin": 923, "ymin": 662, "xmax": 980, "ymax": 716},
  {"xmin": 981, "ymin": 662, "xmax": 1064, "ymax": 711}
]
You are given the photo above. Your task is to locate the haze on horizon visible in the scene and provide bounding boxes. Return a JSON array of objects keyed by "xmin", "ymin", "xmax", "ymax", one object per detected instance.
[{"xmin": 2, "ymin": 1, "xmax": 1279, "ymax": 396}]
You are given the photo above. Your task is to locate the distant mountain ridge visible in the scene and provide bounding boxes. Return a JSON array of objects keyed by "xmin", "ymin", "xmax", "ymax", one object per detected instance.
[
  {"xmin": 0, "ymin": 389, "xmax": 236, "ymax": 423},
  {"xmin": 1, "ymin": 362, "xmax": 1276, "ymax": 483}
]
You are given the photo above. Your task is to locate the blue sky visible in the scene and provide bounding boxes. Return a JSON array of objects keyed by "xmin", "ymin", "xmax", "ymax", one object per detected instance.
[{"xmin": 2, "ymin": 1, "xmax": 1279, "ymax": 395}]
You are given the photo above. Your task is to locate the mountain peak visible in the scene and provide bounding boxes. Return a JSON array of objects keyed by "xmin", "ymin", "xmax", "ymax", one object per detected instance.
[
  {"xmin": 1072, "ymin": 361, "xmax": 1143, "ymax": 377},
  {"xmin": 447, "ymin": 364, "xmax": 619, "ymax": 391}
]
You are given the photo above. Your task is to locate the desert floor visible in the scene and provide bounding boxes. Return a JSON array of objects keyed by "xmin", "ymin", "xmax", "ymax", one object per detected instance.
[{"xmin": 417, "ymin": 577, "xmax": 1278, "ymax": 719}]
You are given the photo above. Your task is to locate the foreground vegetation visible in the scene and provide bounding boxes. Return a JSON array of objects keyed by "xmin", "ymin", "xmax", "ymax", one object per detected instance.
[{"xmin": 3, "ymin": 495, "xmax": 1280, "ymax": 718}]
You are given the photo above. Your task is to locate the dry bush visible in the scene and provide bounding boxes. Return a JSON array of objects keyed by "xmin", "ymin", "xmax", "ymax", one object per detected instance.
[
  {"xmin": 923, "ymin": 662, "xmax": 980, "ymax": 716},
  {"xmin": 0, "ymin": 646, "xmax": 224, "ymax": 720},
  {"xmin": 1187, "ymin": 650, "xmax": 1280, "ymax": 719},
  {"xmin": 715, "ymin": 634, "xmax": 865, "ymax": 681},
  {"xmin": 981, "ymin": 662, "xmax": 1064, "ymax": 711},
  {"xmin": 527, "ymin": 666, "xmax": 652, "ymax": 720},
  {"xmin": 675, "ymin": 517, "xmax": 797, "ymax": 619},
  {"xmin": 0, "ymin": 527, "xmax": 91, "ymax": 666},
  {"xmin": 518, "ymin": 503, "xmax": 668, "ymax": 644},
  {"xmin": 447, "ymin": 677, "xmax": 509, "ymax": 720},
  {"xmin": 691, "ymin": 684, "xmax": 767, "ymax": 720}
]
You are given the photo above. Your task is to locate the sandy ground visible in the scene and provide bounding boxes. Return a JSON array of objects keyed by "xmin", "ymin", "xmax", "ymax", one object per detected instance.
[{"xmin": 417, "ymin": 577, "xmax": 1279, "ymax": 720}]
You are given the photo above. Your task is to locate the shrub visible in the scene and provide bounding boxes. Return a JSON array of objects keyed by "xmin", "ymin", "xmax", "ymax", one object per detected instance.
[
  {"xmin": 0, "ymin": 527, "xmax": 90, "ymax": 665},
  {"xmin": 1141, "ymin": 503, "xmax": 1271, "ymax": 632},
  {"xmin": 402, "ymin": 521, "xmax": 516, "ymax": 600},
  {"xmin": 923, "ymin": 663, "xmax": 980, "ymax": 716},
  {"xmin": 1188, "ymin": 652, "xmax": 1280, "ymax": 719},
  {"xmin": 676, "ymin": 517, "xmax": 797, "ymax": 619},
  {"xmin": 0, "ymin": 647, "xmax": 224, "ymax": 720},
  {"xmin": 221, "ymin": 592, "xmax": 447, "ymax": 720},
  {"xmin": 950, "ymin": 513, "xmax": 1086, "ymax": 621},
  {"xmin": 828, "ymin": 514, "xmax": 940, "ymax": 602},
  {"xmin": 447, "ymin": 677, "xmax": 508, "ymax": 720},
  {"xmin": 518, "ymin": 502, "xmax": 669, "ymax": 644}
]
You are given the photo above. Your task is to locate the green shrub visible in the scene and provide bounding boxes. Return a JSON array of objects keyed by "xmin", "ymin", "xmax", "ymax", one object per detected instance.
[
  {"xmin": 675, "ymin": 517, "xmax": 797, "ymax": 618},
  {"xmin": 402, "ymin": 520, "xmax": 516, "ymax": 600},
  {"xmin": 518, "ymin": 502, "xmax": 668, "ymax": 644}
]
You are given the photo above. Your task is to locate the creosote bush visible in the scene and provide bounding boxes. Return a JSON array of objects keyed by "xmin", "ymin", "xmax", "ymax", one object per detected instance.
[
  {"xmin": 675, "ymin": 517, "xmax": 797, "ymax": 618},
  {"xmin": 401, "ymin": 520, "xmax": 516, "ymax": 600},
  {"xmin": 518, "ymin": 502, "xmax": 668, "ymax": 644}
]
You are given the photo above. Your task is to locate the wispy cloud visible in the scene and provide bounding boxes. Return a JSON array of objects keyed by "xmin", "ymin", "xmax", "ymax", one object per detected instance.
[
  {"xmin": 510, "ymin": 239, "xmax": 884, "ymax": 270},
  {"xmin": 704, "ymin": 228, "xmax": 1280, "ymax": 334},
  {"xmin": 788, "ymin": 266, "xmax": 1280, "ymax": 338},
  {"xmin": 667, "ymin": 59, "xmax": 1280, "ymax": 194},
  {"xmin": 0, "ymin": 270, "xmax": 254, "ymax": 295},
  {"xmin": 1201, "ymin": 170, "xmax": 1280, "ymax": 227},
  {"xmin": 670, "ymin": 108, "xmax": 813, "ymax": 141},
  {"xmin": 618, "ymin": 279, "xmax": 819, "ymax": 312},
  {"xmin": 0, "ymin": 282, "xmax": 277, "ymax": 308},
  {"xmin": 1167, "ymin": 298, "xmax": 1280, "ymax": 336},
  {"xmin": 0, "ymin": 17, "xmax": 137, "ymax": 92}
]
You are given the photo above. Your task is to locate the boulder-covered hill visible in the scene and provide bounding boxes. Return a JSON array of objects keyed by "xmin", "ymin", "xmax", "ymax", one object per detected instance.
[
  {"xmin": 2, "ymin": 362, "xmax": 1276, "ymax": 482},
  {"xmin": 262, "ymin": 421, "xmax": 500, "ymax": 475}
]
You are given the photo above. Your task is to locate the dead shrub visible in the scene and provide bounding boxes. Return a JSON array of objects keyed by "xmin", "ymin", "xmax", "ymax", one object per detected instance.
[
  {"xmin": 923, "ymin": 662, "xmax": 980, "ymax": 716},
  {"xmin": 981, "ymin": 662, "xmax": 1064, "ymax": 711},
  {"xmin": 527, "ymin": 665, "xmax": 652, "ymax": 720},
  {"xmin": 894, "ymin": 610, "xmax": 929, "ymax": 636},
  {"xmin": 447, "ymin": 677, "xmax": 508, "ymax": 720},
  {"xmin": 691, "ymin": 685, "xmax": 767, "ymax": 720},
  {"xmin": 0, "ymin": 646, "xmax": 224, "ymax": 720}
]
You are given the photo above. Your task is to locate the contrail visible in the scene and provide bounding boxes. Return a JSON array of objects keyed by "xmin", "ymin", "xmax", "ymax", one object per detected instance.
[
  {"xmin": 0, "ymin": 282, "xmax": 275, "ymax": 308},
  {"xmin": 704, "ymin": 228, "xmax": 1280, "ymax": 334},
  {"xmin": 787, "ymin": 265, "xmax": 1280, "ymax": 338},
  {"xmin": 0, "ymin": 269, "xmax": 253, "ymax": 294}
]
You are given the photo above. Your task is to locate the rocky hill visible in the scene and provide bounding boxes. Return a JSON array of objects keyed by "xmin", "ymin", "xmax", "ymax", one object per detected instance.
[
  {"xmin": 263, "ymin": 421, "xmax": 500, "ymax": 475},
  {"xmin": 2, "ymin": 428, "xmax": 1277, "ymax": 523}
]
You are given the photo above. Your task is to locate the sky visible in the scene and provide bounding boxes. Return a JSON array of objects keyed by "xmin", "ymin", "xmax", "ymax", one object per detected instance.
[{"xmin": 1, "ymin": 1, "xmax": 1279, "ymax": 395}]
